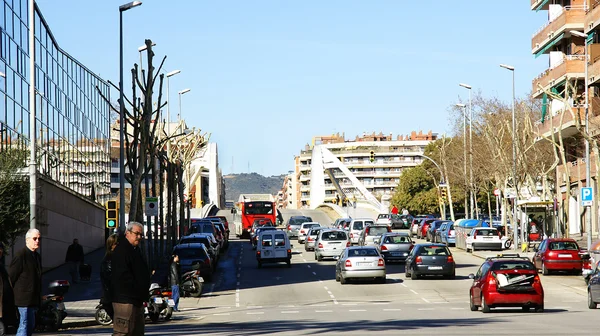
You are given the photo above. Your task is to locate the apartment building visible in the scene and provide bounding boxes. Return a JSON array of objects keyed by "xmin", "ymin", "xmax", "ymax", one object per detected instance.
[
  {"xmin": 532, "ymin": 0, "xmax": 600, "ymax": 235},
  {"xmin": 293, "ymin": 131, "xmax": 437, "ymax": 209}
]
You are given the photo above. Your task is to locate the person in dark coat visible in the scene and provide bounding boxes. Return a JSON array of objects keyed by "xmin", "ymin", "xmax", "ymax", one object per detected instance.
[
  {"xmin": 0, "ymin": 245, "xmax": 17, "ymax": 336},
  {"xmin": 65, "ymin": 238, "xmax": 84, "ymax": 283},
  {"xmin": 111, "ymin": 222, "xmax": 151, "ymax": 336},
  {"xmin": 8, "ymin": 229, "xmax": 42, "ymax": 336},
  {"xmin": 100, "ymin": 234, "xmax": 118, "ymax": 319},
  {"xmin": 169, "ymin": 254, "xmax": 181, "ymax": 312}
]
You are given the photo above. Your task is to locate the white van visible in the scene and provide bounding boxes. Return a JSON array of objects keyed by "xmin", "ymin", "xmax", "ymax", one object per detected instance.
[
  {"xmin": 347, "ymin": 218, "xmax": 375, "ymax": 245},
  {"xmin": 256, "ymin": 230, "xmax": 292, "ymax": 268}
]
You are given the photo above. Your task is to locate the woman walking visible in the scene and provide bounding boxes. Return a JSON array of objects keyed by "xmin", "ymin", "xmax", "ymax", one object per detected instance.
[{"xmin": 100, "ymin": 234, "xmax": 118, "ymax": 319}]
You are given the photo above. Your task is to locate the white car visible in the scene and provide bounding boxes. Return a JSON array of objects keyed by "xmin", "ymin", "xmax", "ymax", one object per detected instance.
[
  {"xmin": 297, "ymin": 222, "xmax": 321, "ymax": 244},
  {"xmin": 465, "ymin": 227, "xmax": 503, "ymax": 252}
]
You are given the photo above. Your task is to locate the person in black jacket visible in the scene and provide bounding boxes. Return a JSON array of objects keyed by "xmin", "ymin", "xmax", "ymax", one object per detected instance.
[
  {"xmin": 65, "ymin": 238, "xmax": 84, "ymax": 283},
  {"xmin": 8, "ymin": 229, "xmax": 42, "ymax": 336},
  {"xmin": 111, "ymin": 222, "xmax": 150, "ymax": 336},
  {"xmin": 169, "ymin": 254, "xmax": 180, "ymax": 312},
  {"xmin": 100, "ymin": 234, "xmax": 118, "ymax": 319},
  {"xmin": 0, "ymin": 245, "xmax": 17, "ymax": 336}
]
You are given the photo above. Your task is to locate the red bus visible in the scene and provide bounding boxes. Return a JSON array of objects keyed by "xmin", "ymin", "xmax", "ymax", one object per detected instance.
[{"xmin": 238, "ymin": 201, "xmax": 276, "ymax": 238}]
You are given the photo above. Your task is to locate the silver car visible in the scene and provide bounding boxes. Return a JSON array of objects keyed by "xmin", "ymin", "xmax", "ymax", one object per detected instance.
[
  {"xmin": 358, "ymin": 225, "xmax": 391, "ymax": 247},
  {"xmin": 304, "ymin": 227, "xmax": 323, "ymax": 252},
  {"xmin": 375, "ymin": 232, "xmax": 414, "ymax": 262},
  {"xmin": 335, "ymin": 246, "xmax": 386, "ymax": 284},
  {"xmin": 298, "ymin": 222, "xmax": 320, "ymax": 244},
  {"xmin": 315, "ymin": 230, "xmax": 350, "ymax": 261}
]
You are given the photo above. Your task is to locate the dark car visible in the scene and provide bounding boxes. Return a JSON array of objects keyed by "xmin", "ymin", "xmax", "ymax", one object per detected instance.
[
  {"xmin": 405, "ymin": 243, "xmax": 455, "ymax": 279},
  {"xmin": 190, "ymin": 220, "xmax": 224, "ymax": 249},
  {"xmin": 179, "ymin": 234, "xmax": 220, "ymax": 266},
  {"xmin": 376, "ymin": 232, "xmax": 414, "ymax": 262},
  {"xmin": 427, "ymin": 220, "xmax": 451, "ymax": 242},
  {"xmin": 205, "ymin": 216, "xmax": 230, "ymax": 234},
  {"xmin": 173, "ymin": 243, "xmax": 214, "ymax": 281},
  {"xmin": 469, "ymin": 254, "xmax": 544, "ymax": 313}
]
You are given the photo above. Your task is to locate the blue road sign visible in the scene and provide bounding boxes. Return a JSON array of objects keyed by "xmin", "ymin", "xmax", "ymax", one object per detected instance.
[{"xmin": 582, "ymin": 187, "xmax": 593, "ymax": 206}]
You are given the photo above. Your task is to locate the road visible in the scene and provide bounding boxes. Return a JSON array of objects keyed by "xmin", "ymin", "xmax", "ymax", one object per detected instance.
[{"xmin": 63, "ymin": 209, "xmax": 598, "ymax": 335}]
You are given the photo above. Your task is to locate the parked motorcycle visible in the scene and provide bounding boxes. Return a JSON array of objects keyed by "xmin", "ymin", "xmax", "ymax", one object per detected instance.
[
  {"xmin": 95, "ymin": 302, "xmax": 113, "ymax": 326},
  {"xmin": 35, "ymin": 280, "xmax": 69, "ymax": 332},
  {"xmin": 180, "ymin": 263, "xmax": 204, "ymax": 298}
]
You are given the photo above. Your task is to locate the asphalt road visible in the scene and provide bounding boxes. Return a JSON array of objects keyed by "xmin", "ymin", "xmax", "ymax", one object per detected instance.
[{"xmin": 60, "ymin": 210, "xmax": 599, "ymax": 335}]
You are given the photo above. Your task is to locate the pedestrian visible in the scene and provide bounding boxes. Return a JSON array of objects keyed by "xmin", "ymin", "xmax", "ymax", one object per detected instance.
[
  {"xmin": 402, "ymin": 208, "xmax": 410, "ymax": 216},
  {"xmin": 8, "ymin": 229, "xmax": 42, "ymax": 336},
  {"xmin": 391, "ymin": 205, "xmax": 399, "ymax": 215},
  {"xmin": 0, "ymin": 245, "xmax": 17, "ymax": 336},
  {"xmin": 169, "ymin": 254, "xmax": 181, "ymax": 312},
  {"xmin": 111, "ymin": 222, "xmax": 151, "ymax": 336},
  {"xmin": 65, "ymin": 238, "xmax": 84, "ymax": 283},
  {"xmin": 100, "ymin": 234, "xmax": 118, "ymax": 319}
]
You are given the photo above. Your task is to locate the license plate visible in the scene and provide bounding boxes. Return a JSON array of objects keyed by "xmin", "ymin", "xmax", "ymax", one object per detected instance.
[
  {"xmin": 483, "ymin": 237, "xmax": 492, "ymax": 240},
  {"xmin": 558, "ymin": 254, "xmax": 572, "ymax": 258},
  {"xmin": 167, "ymin": 299, "xmax": 175, "ymax": 307},
  {"xmin": 391, "ymin": 252, "xmax": 401, "ymax": 256},
  {"xmin": 357, "ymin": 262, "xmax": 372, "ymax": 266},
  {"xmin": 154, "ymin": 298, "xmax": 163, "ymax": 304},
  {"xmin": 428, "ymin": 266, "xmax": 443, "ymax": 270}
]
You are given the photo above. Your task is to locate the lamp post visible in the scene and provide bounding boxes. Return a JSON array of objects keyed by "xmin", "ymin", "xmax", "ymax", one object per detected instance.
[
  {"xmin": 456, "ymin": 103, "xmax": 468, "ymax": 218},
  {"xmin": 119, "ymin": 1, "xmax": 142, "ymax": 230},
  {"xmin": 166, "ymin": 70, "xmax": 181, "ymax": 126},
  {"xmin": 459, "ymin": 83, "xmax": 474, "ymax": 218},
  {"xmin": 178, "ymin": 88, "xmax": 191, "ymax": 130},
  {"xmin": 500, "ymin": 63, "xmax": 517, "ymax": 250},
  {"xmin": 28, "ymin": 0, "xmax": 36, "ymax": 229},
  {"xmin": 570, "ymin": 30, "xmax": 592, "ymax": 247}
]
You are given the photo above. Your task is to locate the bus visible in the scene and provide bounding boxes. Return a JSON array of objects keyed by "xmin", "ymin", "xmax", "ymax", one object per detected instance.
[{"xmin": 235, "ymin": 195, "xmax": 277, "ymax": 238}]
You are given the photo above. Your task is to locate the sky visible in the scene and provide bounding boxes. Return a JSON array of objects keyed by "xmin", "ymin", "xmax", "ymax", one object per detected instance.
[{"xmin": 36, "ymin": 1, "xmax": 548, "ymax": 176}]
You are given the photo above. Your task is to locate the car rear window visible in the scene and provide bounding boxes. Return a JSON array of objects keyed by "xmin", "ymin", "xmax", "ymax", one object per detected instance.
[
  {"xmin": 303, "ymin": 223, "xmax": 320, "ymax": 229},
  {"xmin": 353, "ymin": 221, "xmax": 364, "ymax": 230},
  {"xmin": 175, "ymin": 248, "xmax": 207, "ymax": 259},
  {"xmin": 274, "ymin": 233, "xmax": 286, "ymax": 246},
  {"xmin": 378, "ymin": 214, "xmax": 390, "ymax": 219},
  {"xmin": 191, "ymin": 224, "xmax": 214, "ymax": 234},
  {"xmin": 365, "ymin": 220, "xmax": 374, "ymax": 226},
  {"xmin": 261, "ymin": 234, "xmax": 273, "ymax": 246},
  {"xmin": 418, "ymin": 246, "xmax": 450, "ymax": 256},
  {"xmin": 309, "ymin": 228, "xmax": 322, "ymax": 236},
  {"xmin": 385, "ymin": 236, "xmax": 411, "ymax": 244},
  {"xmin": 475, "ymin": 229, "xmax": 497, "ymax": 236},
  {"xmin": 368, "ymin": 227, "xmax": 389, "ymax": 236},
  {"xmin": 491, "ymin": 261, "xmax": 535, "ymax": 271},
  {"xmin": 321, "ymin": 231, "xmax": 347, "ymax": 241},
  {"xmin": 181, "ymin": 238, "xmax": 209, "ymax": 246},
  {"xmin": 549, "ymin": 241, "xmax": 579, "ymax": 250},
  {"xmin": 348, "ymin": 248, "xmax": 379, "ymax": 257}
]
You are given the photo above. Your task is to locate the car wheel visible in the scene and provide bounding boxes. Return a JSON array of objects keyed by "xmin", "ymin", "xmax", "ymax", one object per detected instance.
[
  {"xmin": 447, "ymin": 272, "xmax": 455, "ymax": 280},
  {"xmin": 304, "ymin": 245, "xmax": 308, "ymax": 252},
  {"xmin": 314, "ymin": 254, "xmax": 317, "ymax": 260},
  {"xmin": 534, "ymin": 304, "xmax": 544, "ymax": 313},
  {"xmin": 287, "ymin": 259, "xmax": 291, "ymax": 268},
  {"xmin": 588, "ymin": 290, "xmax": 597, "ymax": 309},
  {"xmin": 335, "ymin": 271, "xmax": 340, "ymax": 282},
  {"xmin": 469, "ymin": 293, "xmax": 478, "ymax": 311},
  {"xmin": 405, "ymin": 269, "xmax": 410, "ymax": 278},
  {"xmin": 257, "ymin": 262, "xmax": 262, "ymax": 269},
  {"xmin": 481, "ymin": 295, "xmax": 491, "ymax": 313},
  {"xmin": 340, "ymin": 275, "xmax": 347, "ymax": 285},
  {"xmin": 317, "ymin": 254, "xmax": 323, "ymax": 262},
  {"xmin": 522, "ymin": 306, "xmax": 530, "ymax": 312},
  {"xmin": 411, "ymin": 267, "xmax": 418, "ymax": 280},
  {"xmin": 377, "ymin": 277, "xmax": 386, "ymax": 284},
  {"xmin": 542, "ymin": 263, "xmax": 549, "ymax": 275}
]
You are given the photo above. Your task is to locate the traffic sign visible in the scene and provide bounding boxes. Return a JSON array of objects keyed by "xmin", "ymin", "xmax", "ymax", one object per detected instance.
[
  {"xmin": 145, "ymin": 197, "xmax": 158, "ymax": 216},
  {"xmin": 582, "ymin": 187, "xmax": 593, "ymax": 207},
  {"xmin": 493, "ymin": 188, "xmax": 500, "ymax": 196}
]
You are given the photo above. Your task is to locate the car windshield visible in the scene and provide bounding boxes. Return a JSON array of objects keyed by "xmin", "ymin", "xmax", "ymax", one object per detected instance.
[
  {"xmin": 368, "ymin": 227, "xmax": 389, "ymax": 236},
  {"xmin": 175, "ymin": 248, "xmax": 207, "ymax": 259},
  {"xmin": 348, "ymin": 248, "xmax": 379, "ymax": 257},
  {"xmin": 418, "ymin": 246, "xmax": 450, "ymax": 256},
  {"xmin": 191, "ymin": 224, "xmax": 214, "ymax": 234},
  {"xmin": 290, "ymin": 217, "xmax": 310, "ymax": 225},
  {"xmin": 475, "ymin": 229, "xmax": 497, "ymax": 236},
  {"xmin": 303, "ymin": 223, "xmax": 320, "ymax": 229},
  {"xmin": 549, "ymin": 241, "xmax": 579, "ymax": 251},
  {"xmin": 491, "ymin": 261, "xmax": 535, "ymax": 271},
  {"xmin": 180, "ymin": 238, "xmax": 209, "ymax": 246},
  {"xmin": 385, "ymin": 236, "xmax": 411, "ymax": 244},
  {"xmin": 321, "ymin": 231, "xmax": 347, "ymax": 241}
]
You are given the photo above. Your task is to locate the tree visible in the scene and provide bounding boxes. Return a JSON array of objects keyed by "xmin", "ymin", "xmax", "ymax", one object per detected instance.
[
  {"xmin": 0, "ymin": 144, "xmax": 29, "ymax": 248},
  {"xmin": 391, "ymin": 165, "xmax": 438, "ymax": 215}
]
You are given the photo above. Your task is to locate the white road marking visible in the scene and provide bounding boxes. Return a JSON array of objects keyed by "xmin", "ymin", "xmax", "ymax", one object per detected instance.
[
  {"xmin": 324, "ymin": 286, "xmax": 329, "ymax": 290},
  {"xmin": 342, "ymin": 303, "xmax": 357, "ymax": 306},
  {"xmin": 247, "ymin": 306, "xmax": 263, "ymax": 309},
  {"xmin": 400, "ymin": 283, "xmax": 408, "ymax": 287},
  {"xmin": 372, "ymin": 302, "xmax": 390, "ymax": 305},
  {"xmin": 383, "ymin": 308, "xmax": 402, "ymax": 311},
  {"xmin": 410, "ymin": 289, "xmax": 419, "ymax": 295},
  {"xmin": 303, "ymin": 259, "xmax": 308, "ymax": 263},
  {"xmin": 329, "ymin": 294, "xmax": 335, "ymax": 299},
  {"xmin": 418, "ymin": 308, "xmax": 434, "ymax": 311},
  {"xmin": 247, "ymin": 312, "xmax": 264, "ymax": 315},
  {"xmin": 281, "ymin": 311, "xmax": 299, "ymax": 314},
  {"xmin": 422, "ymin": 298, "xmax": 430, "ymax": 303},
  {"xmin": 312, "ymin": 272, "xmax": 317, "ymax": 275},
  {"xmin": 307, "ymin": 265, "xmax": 311, "ymax": 268},
  {"xmin": 349, "ymin": 309, "xmax": 367, "ymax": 312},
  {"xmin": 315, "ymin": 310, "xmax": 333, "ymax": 313},
  {"xmin": 327, "ymin": 291, "xmax": 333, "ymax": 295},
  {"xmin": 319, "ymin": 280, "xmax": 324, "ymax": 283},
  {"xmin": 237, "ymin": 273, "xmax": 241, "ymax": 278},
  {"xmin": 213, "ymin": 313, "xmax": 230, "ymax": 316},
  {"xmin": 279, "ymin": 305, "xmax": 295, "ymax": 308},
  {"xmin": 333, "ymin": 300, "xmax": 339, "ymax": 305}
]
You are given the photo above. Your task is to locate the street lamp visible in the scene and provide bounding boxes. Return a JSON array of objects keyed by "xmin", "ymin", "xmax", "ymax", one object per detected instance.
[
  {"xmin": 178, "ymin": 88, "xmax": 191, "ymax": 127},
  {"xmin": 119, "ymin": 0, "xmax": 142, "ymax": 230},
  {"xmin": 500, "ymin": 63, "xmax": 518, "ymax": 250},
  {"xmin": 570, "ymin": 30, "xmax": 592, "ymax": 247},
  {"xmin": 456, "ymin": 103, "xmax": 469, "ymax": 218},
  {"xmin": 459, "ymin": 83, "xmax": 474, "ymax": 218},
  {"xmin": 28, "ymin": 0, "xmax": 36, "ymax": 229},
  {"xmin": 166, "ymin": 70, "xmax": 181, "ymax": 128}
]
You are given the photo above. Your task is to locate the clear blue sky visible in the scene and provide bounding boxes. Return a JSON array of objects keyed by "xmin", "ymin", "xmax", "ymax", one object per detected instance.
[{"xmin": 37, "ymin": 1, "xmax": 547, "ymax": 176}]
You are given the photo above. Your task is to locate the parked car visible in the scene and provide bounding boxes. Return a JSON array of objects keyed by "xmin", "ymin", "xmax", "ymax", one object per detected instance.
[
  {"xmin": 417, "ymin": 219, "xmax": 436, "ymax": 239},
  {"xmin": 532, "ymin": 238, "xmax": 583, "ymax": 275},
  {"xmin": 375, "ymin": 232, "xmax": 414, "ymax": 262},
  {"xmin": 469, "ymin": 253, "xmax": 544, "ymax": 313},
  {"xmin": 256, "ymin": 230, "xmax": 292, "ymax": 268},
  {"xmin": 439, "ymin": 223, "xmax": 456, "ymax": 246},
  {"xmin": 173, "ymin": 243, "xmax": 214, "ymax": 281},
  {"xmin": 304, "ymin": 227, "xmax": 323, "ymax": 252},
  {"xmin": 286, "ymin": 216, "xmax": 313, "ymax": 238},
  {"xmin": 376, "ymin": 214, "xmax": 402, "ymax": 228},
  {"xmin": 586, "ymin": 260, "xmax": 600, "ymax": 308},
  {"xmin": 205, "ymin": 216, "xmax": 230, "ymax": 234},
  {"xmin": 335, "ymin": 246, "xmax": 386, "ymax": 284},
  {"xmin": 179, "ymin": 234, "xmax": 220, "ymax": 265},
  {"xmin": 358, "ymin": 225, "xmax": 392, "ymax": 247},
  {"xmin": 315, "ymin": 229, "xmax": 350, "ymax": 261},
  {"xmin": 405, "ymin": 243, "xmax": 455, "ymax": 279},
  {"xmin": 398, "ymin": 215, "xmax": 413, "ymax": 229},
  {"xmin": 426, "ymin": 220, "xmax": 450, "ymax": 242},
  {"xmin": 409, "ymin": 217, "xmax": 427, "ymax": 237},
  {"xmin": 333, "ymin": 218, "xmax": 352, "ymax": 230},
  {"xmin": 465, "ymin": 227, "xmax": 502, "ymax": 252}
]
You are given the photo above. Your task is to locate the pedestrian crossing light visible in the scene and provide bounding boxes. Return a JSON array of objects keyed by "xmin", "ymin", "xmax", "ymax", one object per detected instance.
[
  {"xmin": 370, "ymin": 150, "xmax": 375, "ymax": 163},
  {"xmin": 106, "ymin": 200, "xmax": 118, "ymax": 229}
]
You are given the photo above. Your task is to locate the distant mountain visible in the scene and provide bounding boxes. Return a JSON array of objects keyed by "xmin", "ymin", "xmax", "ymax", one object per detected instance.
[{"xmin": 224, "ymin": 173, "xmax": 285, "ymax": 201}]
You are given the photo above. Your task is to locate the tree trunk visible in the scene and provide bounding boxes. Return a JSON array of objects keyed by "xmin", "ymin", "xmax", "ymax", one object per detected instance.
[
  {"xmin": 178, "ymin": 164, "xmax": 186, "ymax": 239},
  {"xmin": 170, "ymin": 163, "xmax": 178, "ymax": 249},
  {"xmin": 158, "ymin": 159, "xmax": 165, "ymax": 258}
]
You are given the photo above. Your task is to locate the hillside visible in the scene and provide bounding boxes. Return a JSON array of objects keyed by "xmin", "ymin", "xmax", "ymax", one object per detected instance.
[{"xmin": 224, "ymin": 173, "xmax": 285, "ymax": 201}]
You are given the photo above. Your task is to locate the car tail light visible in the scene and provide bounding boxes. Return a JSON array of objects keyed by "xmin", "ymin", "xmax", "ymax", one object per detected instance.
[
  {"xmin": 256, "ymin": 251, "xmax": 261, "ymax": 256},
  {"xmin": 409, "ymin": 244, "xmax": 414, "ymax": 251},
  {"xmin": 447, "ymin": 255, "xmax": 454, "ymax": 263},
  {"xmin": 346, "ymin": 241, "xmax": 351, "ymax": 247},
  {"xmin": 534, "ymin": 274, "xmax": 541, "ymax": 284},
  {"xmin": 350, "ymin": 233, "xmax": 354, "ymax": 238},
  {"xmin": 345, "ymin": 260, "xmax": 352, "ymax": 267},
  {"xmin": 287, "ymin": 225, "xmax": 291, "ymax": 231},
  {"xmin": 318, "ymin": 243, "xmax": 323, "ymax": 248},
  {"xmin": 416, "ymin": 256, "xmax": 422, "ymax": 264},
  {"xmin": 287, "ymin": 249, "xmax": 291, "ymax": 254},
  {"xmin": 365, "ymin": 227, "xmax": 370, "ymax": 234},
  {"xmin": 450, "ymin": 230, "xmax": 455, "ymax": 236},
  {"xmin": 153, "ymin": 289, "xmax": 161, "ymax": 296},
  {"xmin": 584, "ymin": 260, "xmax": 592, "ymax": 269},
  {"xmin": 300, "ymin": 230, "xmax": 305, "ymax": 234},
  {"xmin": 381, "ymin": 245, "xmax": 388, "ymax": 251},
  {"xmin": 548, "ymin": 251, "xmax": 556, "ymax": 258},
  {"xmin": 378, "ymin": 258, "xmax": 384, "ymax": 266},
  {"xmin": 204, "ymin": 258, "xmax": 211, "ymax": 266},
  {"xmin": 488, "ymin": 275, "xmax": 497, "ymax": 286},
  {"xmin": 308, "ymin": 236, "xmax": 314, "ymax": 242},
  {"xmin": 473, "ymin": 231, "xmax": 477, "ymax": 239}
]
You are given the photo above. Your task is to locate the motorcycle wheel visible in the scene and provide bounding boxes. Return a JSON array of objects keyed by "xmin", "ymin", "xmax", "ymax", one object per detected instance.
[
  {"xmin": 190, "ymin": 279, "xmax": 203, "ymax": 298},
  {"xmin": 149, "ymin": 311, "xmax": 160, "ymax": 323},
  {"xmin": 47, "ymin": 310, "xmax": 63, "ymax": 332},
  {"xmin": 164, "ymin": 307, "xmax": 173, "ymax": 321},
  {"xmin": 95, "ymin": 307, "xmax": 113, "ymax": 326}
]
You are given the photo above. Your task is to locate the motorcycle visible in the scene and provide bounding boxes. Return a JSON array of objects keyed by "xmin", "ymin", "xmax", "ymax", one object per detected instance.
[
  {"xmin": 95, "ymin": 302, "xmax": 113, "ymax": 326},
  {"xmin": 35, "ymin": 280, "xmax": 69, "ymax": 332},
  {"xmin": 146, "ymin": 283, "xmax": 167, "ymax": 323},
  {"xmin": 180, "ymin": 263, "xmax": 204, "ymax": 298}
]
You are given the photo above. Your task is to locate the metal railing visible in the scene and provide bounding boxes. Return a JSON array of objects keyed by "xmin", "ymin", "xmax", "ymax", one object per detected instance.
[{"xmin": 531, "ymin": 5, "xmax": 587, "ymax": 38}]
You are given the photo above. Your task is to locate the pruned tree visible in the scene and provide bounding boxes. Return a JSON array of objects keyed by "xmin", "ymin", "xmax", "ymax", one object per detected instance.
[{"xmin": 0, "ymin": 139, "xmax": 29, "ymax": 248}]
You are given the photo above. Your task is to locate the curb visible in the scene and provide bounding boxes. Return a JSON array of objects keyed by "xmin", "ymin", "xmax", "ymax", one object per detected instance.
[{"xmin": 62, "ymin": 319, "xmax": 100, "ymax": 329}]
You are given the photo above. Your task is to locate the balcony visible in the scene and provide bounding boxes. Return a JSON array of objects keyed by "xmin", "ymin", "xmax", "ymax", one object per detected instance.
[
  {"xmin": 585, "ymin": 1, "xmax": 600, "ymax": 33},
  {"xmin": 557, "ymin": 153, "xmax": 598, "ymax": 185},
  {"xmin": 588, "ymin": 45, "xmax": 600, "ymax": 85},
  {"xmin": 531, "ymin": 6, "xmax": 585, "ymax": 54},
  {"xmin": 532, "ymin": 55, "xmax": 585, "ymax": 98},
  {"xmin": 536, "ymin": 97, "xmax": 600, "ymax": 140}
]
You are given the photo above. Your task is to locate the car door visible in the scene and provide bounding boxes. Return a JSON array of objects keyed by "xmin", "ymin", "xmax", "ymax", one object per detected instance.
[
  {"xmin": 533, "ymin": 240, "xmax": 547, "ymax": 269},
  {"xmin": 590, "ymin": 261, "xmax": 600, "ymax": 300},
  {"xmin": 274, "ymin": 232, "xmax": 288, "ymax": 258},
  {"xmin": 471, "ymin": 262, "xmax": 490, "ymax": 305},
  {"xmin": 260, "ymin": 233, "xmax": 275, "ymax": 259}
]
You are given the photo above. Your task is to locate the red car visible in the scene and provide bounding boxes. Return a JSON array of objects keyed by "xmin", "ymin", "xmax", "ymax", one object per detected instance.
[
  {"xmin": 469, "ymin": 254, "xmax": 544, "ymax": 313},
  {"xmin": 418, "ymin": 219, "xmax": 435, "ymax": 239},
  {"xmin": 532, "ymin": 238, "xmax": 582, "ymax": 275}
]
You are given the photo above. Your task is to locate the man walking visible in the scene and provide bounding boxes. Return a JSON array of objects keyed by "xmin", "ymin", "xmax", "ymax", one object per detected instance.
[
  {"xmin": 169, "ymin": 254, "xmax": 180, "ymax": 312},
  {"xmin": 65, "ymin": 238, "xmax": 84, "ymax": 283},
  {"xmin": 9, "ymin": 229, "xmax": 42, "ymax": 336},
  {"xmin": 111, "ymin": 222, "xmax": 150, "ymax": 336}
]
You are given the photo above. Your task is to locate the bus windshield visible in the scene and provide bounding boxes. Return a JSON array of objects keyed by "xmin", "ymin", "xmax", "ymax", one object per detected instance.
[{"xmin": 244, "ymin": 202, "xmax": 274, "ymax": 215}]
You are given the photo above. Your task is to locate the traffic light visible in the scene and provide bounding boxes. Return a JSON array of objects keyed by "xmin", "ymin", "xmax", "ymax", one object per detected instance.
[
  {"xmin": 369, "ymin": 150, "xmax": 375, "ymax": 163},
  {"xmin": 440, "ymin": 187, "xmax": 448, "ymax": 201},
  {"xmin": 106, "ymin": 200, "xmax": 118, "ymax": 229}
]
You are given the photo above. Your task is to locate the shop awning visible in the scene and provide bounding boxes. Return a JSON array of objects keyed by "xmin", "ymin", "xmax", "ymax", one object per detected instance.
[{"xmin": 535, "ymin": 33, "xmax": 565, "ymax": 58}]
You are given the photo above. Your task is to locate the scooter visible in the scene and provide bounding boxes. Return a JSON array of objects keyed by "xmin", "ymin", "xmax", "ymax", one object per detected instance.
[
  {"xmin": 146, "ymin": 283, "xmax": 168, "ymax": 323},
  {"xmin": 180, "ymin": 264, "xmax": 204, "ymax": 298},
  {"xmin": 35, "ymin": 280, "xmax": 69, "ymax": 332}
]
